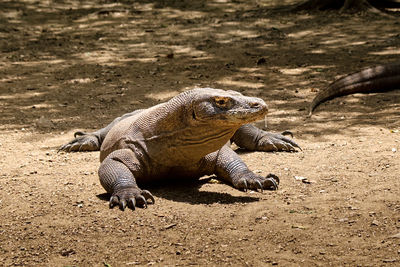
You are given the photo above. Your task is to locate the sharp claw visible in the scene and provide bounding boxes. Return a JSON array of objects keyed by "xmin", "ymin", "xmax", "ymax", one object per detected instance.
[
  {"xmin": 286, "ymin": 139, "xmax": 301, "ymax": 151},
  {"xmin": 266, "ymin": 139, "xmax": 278, "ymax": 151},
  {"xmin": 255, "ymin": 180, "xmax": 263, "ymax": 193},
  {"xmin": 238, "ymin": 178, "xmax": 248, "ymax": 192},
  {"xmin": 281, "ymin": 130, "xmax": 293, "ymax": 138},
  {"xmin": 119, "ymin": 199, "xmax": 127, "ymax": 211},
  {"xmin": 128, "ymin": 198, "xmax": 136, "ymax": 210},
  {"xmin": 74, "ymin": 131, "xmax": 86, "ymax": 138},
  {"xmin": 109, "ymin": 196, "xmax": 119, "ymax": 209},
  {"xmin": 269, "ymin": 178, "xmax": 278, "ymax": 190},
  {"xmin": 141, "ymin": 190, "xmax": 155, "ymax": 204},
  {"xmin": 287, "ymin": 144, "xmax": 296, "ymax": 152},
  {"xmin": 266, "ymin": 173, "xmax": 280, "ymax": 185},
  {"xmin": 273, "ymin": 133, "xmax": 301, "ymax": 152},
  {"xmin": 282, "ymin": 143, "xmax": 290, "ymax": 151},
  {"xmin": 137, "ymin": 195, "xmax": 147, "ymax": 208},
  {"xmin": 272, "ymin": 143, "xmax": 278, "ymax": 152},
  {"xmin": 263, "ymin": 176, "xmax": 278, "ymax": 190}
]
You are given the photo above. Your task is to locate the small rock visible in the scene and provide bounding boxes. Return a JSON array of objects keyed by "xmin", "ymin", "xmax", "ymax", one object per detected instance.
[
  {"xmin": 60, "ymin": 249, "xmax": 75, "ymax": 256},
  {"xmin": 390, "ymin": 232, "xmax": 400, "ymax": 238},
  {"xmin": 294, "ymin": 176, "xmax": 312, "ymax": 184},
  {"xmin": 126, "ymin": 261, "xmax": 141, "ymax": 265},
  {"xmin": 392, "ymin": 148, "xmax": 397, "ymax": 153},
  {"xmin": 257, "ymin": 57, "xmax": 266, "ymax": 65},
  {"xmin": 382, "ymin": 259, "xmax": 397, "ymax": 263},
  {"xmin": 161, "ymin": 223, "xmax": 176, "ymax": 230},
  {"xmin": 295, "ymin": 176, "xmax": 306, "ymax": 181},
  {"xmin": 208, "ymin": 179, "xmax": 222, "ymax": 184},
  {"xmin": 292, "ymin": 225, "xmax": 307, "ymax": 229},
  {"xmin": 371, "ymin": 220, "xmax": 379, "ymax": 226}
]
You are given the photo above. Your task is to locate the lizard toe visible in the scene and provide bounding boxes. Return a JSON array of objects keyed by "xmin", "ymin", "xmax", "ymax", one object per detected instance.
[
  {"xmin": 266, "ymin": 173, "xmax": 280, "ymax": 184},
  {"xmin": 109, "ymin": 195, "xmax": 119, "ymax": 209},
  {"xmin": 263, "ymin": 177, "xmax": 278, "ymax": 190},
  {"xmin": 128, "ymin": 198, "xmax": 136, "ymax": 210},
  {"xmin": 235, "ymin": 173, "xmax": 279, "ymax": 192},
  {"xmin": 281, "ymin": 130, "xmax": 294, "ymax": 138},
  {"xmin": 59, "ymin": 134, "xmax": 100, "ymax": 152},
  {"xmin": 110, "ymin": 187, "xmax": 154, "ymax": 211},
  {"xmin": 119, "ymin": 199, "xmax": 127, "ymax": 211},
  {"xmin": 74, "ymin": 131, "xmax": 88, "ymax": 138},
  {"xmin": 258, "ymin": 133, "xmax": 301, "ymax": 152},
  {"xmin": 255, "ymin": 180, "xmax": 263, "ymax": 193},
  {"xmin": 236, "ymin": 178, "xmax": 248, "ymax": 192},
  {"xmin": 141, "ymin": 190, "xmax": 155, "ymax": 204}
]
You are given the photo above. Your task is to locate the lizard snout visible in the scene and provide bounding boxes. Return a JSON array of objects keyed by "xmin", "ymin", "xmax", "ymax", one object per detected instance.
[{"xmin": 249, "ymin": 100, "xmax": 268, "ymax": 113}]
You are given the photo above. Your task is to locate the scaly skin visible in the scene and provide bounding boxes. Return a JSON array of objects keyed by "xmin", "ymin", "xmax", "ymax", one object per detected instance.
[{"xmin": 60, "ymin": 88, "xmax": 300, "ymax": 211}]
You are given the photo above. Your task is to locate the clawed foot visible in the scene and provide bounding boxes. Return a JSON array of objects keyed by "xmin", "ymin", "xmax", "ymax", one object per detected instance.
[
  {"xmin": 258, "ymin": 132, "xmax": 301, "ymax": 152},
  {"xmin": 234, "ymin": 173, "xmax": 280, "ymax": 192},
  {"xmin": 109, "ymin": 187, "xmax": 155, "ymax": 211},
  {"xmin": 58, "ymin": 132, "xmax": 100, "ymax": 152}
]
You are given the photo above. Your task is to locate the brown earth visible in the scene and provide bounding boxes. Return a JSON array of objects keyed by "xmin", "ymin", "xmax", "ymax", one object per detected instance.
[{"xmin": 1, "ymin": 0, "xmax": 400, "ymax": 266}]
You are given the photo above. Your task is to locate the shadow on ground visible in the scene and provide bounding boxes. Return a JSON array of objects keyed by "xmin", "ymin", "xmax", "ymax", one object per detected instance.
[
  {"xmin": 1, "ymin": 0, "xmax": 399, "ymax": 139},
  {"xmin": 97, "ymin": 178, "xmax": 260, "ymax": 206}
]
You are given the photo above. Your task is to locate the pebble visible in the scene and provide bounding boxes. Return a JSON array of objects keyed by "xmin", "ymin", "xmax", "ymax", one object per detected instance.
[
  {"xmin": 371, "ymin": 220, "xmax": 379, "ymax": 226},
  {"xmin": 390, "ymin": 232, "xmax": 400, "ymax": 238},
  {"xmin": 382, "ymin": 259, "xmax": 397, "ymax": 263}
]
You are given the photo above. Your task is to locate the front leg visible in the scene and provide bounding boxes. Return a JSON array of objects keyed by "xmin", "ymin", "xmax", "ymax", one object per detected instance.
[
  {"xmin": 231, "ymin": 124, "xmax": 300, "ymax": 152},
  {"xmin": 202, "ymin": 146, "xmax": 279, "ymax": 191},
  {"xmin": 98, "ymin": 149, "xmax": 154, "ymax": 210}
]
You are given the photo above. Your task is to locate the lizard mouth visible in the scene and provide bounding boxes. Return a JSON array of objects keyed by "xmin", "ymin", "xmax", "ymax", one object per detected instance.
[{"xmin": 230, "ymin": 108, "xmax": 267, "ymax": 122}]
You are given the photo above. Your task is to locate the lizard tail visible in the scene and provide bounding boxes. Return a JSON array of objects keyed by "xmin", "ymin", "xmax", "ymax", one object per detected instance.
[{"xmin": 309, "ymin": 61, "xmax": 400, "ymax": 116}]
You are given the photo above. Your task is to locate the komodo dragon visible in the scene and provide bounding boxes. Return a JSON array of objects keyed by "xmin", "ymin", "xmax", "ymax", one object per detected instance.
[
  {"xmin": 309, "ymin": 61, "xmax": 400, "ymax": 115},
  {"xmin": 60, "ymin": 88, "xmax": 300, "ymax": 211}
]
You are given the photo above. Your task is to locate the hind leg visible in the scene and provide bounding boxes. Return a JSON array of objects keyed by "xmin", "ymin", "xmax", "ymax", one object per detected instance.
[{"xmin": 59, "ymin": 110, "xmax": 143, "ymax": 152}]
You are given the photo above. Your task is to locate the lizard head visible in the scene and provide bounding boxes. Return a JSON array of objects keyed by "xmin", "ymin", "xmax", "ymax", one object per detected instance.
[{"xmin": 189, "ymin": 88, "xmax": 268, "ymax": 126}]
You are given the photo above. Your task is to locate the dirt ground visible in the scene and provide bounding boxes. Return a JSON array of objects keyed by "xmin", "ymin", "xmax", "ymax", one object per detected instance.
[{"xmin": 1, "ymin": 0, "xmax": 400, "ymax": 266}]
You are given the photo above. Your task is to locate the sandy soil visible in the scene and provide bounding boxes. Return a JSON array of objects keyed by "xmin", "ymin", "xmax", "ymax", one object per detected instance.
[{"xmin": 0, "ymin": 0, "xmax": 399, "ymax": 266}]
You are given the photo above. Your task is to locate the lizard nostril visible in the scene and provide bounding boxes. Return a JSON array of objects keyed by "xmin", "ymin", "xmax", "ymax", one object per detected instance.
[{"xmin": 250, "ymin": 102, "xmax": 260, "ymax": 108}]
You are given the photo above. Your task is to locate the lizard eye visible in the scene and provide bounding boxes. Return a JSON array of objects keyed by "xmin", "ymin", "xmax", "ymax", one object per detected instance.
[{"xmin": 214, "ymin": 97, "xmax": 229, "ymax": 107}]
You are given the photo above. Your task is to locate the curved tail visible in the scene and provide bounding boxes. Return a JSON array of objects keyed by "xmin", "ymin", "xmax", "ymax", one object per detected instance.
[{"xmin": 309, "ymin": 61, "xmax": 400, "ymax": 116}]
